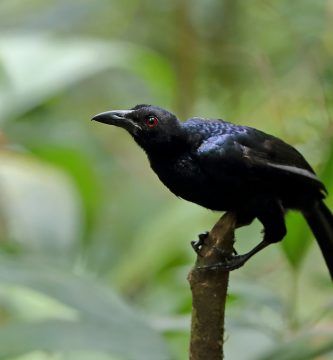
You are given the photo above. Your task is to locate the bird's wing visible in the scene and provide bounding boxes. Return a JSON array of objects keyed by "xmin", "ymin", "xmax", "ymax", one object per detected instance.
[{"xmin": 196, "ymin": 130, "xmax": 326, "ymax": 194}]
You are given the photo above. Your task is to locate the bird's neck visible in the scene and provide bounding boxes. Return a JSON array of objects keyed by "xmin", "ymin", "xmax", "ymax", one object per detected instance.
[
  {"xmin": 133, "ymin": 134, "xmax": 189, "ymax": 163},
  {"xmin": 133, "ymin": 126, "xmax": 190, "ymax": 155},
  {"xmin": 150, "ymin": 141, "xmax": 188, "ymax": 161}
]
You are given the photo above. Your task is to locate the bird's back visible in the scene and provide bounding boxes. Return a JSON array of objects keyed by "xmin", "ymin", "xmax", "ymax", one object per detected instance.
[{"xmin": 180, "ymin": 117, "xmax": 326, "ymax": 210}]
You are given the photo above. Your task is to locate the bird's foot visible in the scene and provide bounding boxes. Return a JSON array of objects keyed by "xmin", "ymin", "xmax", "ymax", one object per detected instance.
[
  {"xmin": 191, "ymin": 231, "xmax": 209, "ymax": 255},
  {"xmin": 202, "ymin": 254, "xmax": 250, "ymax": 271},
  {"xmin": 197, "ymin": 240, "xmax": 270, "ymax": 272},
  {"xmin": 197, "ymin": 254, "xmax": 249, "ymax": 271}
]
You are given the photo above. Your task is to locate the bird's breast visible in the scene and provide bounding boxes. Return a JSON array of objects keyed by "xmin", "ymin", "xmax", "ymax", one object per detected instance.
[
  {"xmin": 148, "ymin": 153, "xmax": 233, "ymax": 210},
  {"xmin": 149, "ymin": 154, "xmax": 258, "ymax": 211},
  {"xmin": 150, "ymin": 154, "xmax": 202, "ymax": 193}
]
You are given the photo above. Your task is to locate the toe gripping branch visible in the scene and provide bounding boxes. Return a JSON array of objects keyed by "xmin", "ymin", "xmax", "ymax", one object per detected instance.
[
  {"xmin": 191, "ymin": 213, "xmax": 270, "ymax": 271},
  {"xmin": 191, "ymin": 232, "xmax": 209, "ymax": 254},
  {"xmin": 190, "ymin": 213, "xmax": 237, "ymax": 272}
]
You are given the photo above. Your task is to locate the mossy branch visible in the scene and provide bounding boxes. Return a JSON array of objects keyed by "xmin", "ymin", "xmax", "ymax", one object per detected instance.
[{"xmin": 188, "ymin": 212, "xmax": 237, "ymax": 360}]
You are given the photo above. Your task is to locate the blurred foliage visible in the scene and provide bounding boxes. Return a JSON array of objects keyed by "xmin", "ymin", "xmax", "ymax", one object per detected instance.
[{"xmin": 0, "ymin": 0, "xmax": 332, "ymax": 359}]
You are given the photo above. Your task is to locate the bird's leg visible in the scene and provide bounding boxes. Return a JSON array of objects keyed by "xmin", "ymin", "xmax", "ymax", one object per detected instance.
[
  {"xmin": 199, "ymin": 201, "xmax": 286, "ymax": 271},
  {"xmin": 202, "ymin": 239, "xmax": 271, "ymax": 271},
  {"xmin": 235, "ymin": 212, "xmax": 255, "ymax": 229},
  {"xmin": 230, "ymin": 212, "xmax": 255, "ymax": 256},
  {"xmin": 191, "ymin": 231, "xmax": 209, "ymax": 255}
]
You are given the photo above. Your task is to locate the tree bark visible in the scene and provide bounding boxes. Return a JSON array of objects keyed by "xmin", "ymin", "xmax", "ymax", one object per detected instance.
[{"xmin": 188, "ymin": 212, "xmax": 237, "ymax": 360}]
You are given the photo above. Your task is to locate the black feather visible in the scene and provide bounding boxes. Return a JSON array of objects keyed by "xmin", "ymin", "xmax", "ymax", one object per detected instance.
[
  {"xmin": 93, "ymin": 105, "xmax": 333, "ymax": 280},
  {"xmin": 303, "ymin": 201, "xmax": 333, "ymax": 280}
]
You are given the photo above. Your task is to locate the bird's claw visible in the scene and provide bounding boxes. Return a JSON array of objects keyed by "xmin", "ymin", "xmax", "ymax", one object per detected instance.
[
  {"xmin": 191, "ymin": 231, "xmax": 238, "ymax": 258},
  {"xmin": 191, "ymin": 231, "xmax": 209, "ymax": 255},
  {"xmin": 197, "ymin": 254, "xmax": 249, "ymax": 271}
]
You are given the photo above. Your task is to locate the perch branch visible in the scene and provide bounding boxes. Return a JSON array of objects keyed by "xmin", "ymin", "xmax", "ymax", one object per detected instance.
[{"xmin": 188, "ymin": 212, "xmax": 237, "ymax": 360}]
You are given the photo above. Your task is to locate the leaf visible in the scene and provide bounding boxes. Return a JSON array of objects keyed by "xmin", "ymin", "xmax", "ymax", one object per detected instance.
[
  {"xmin": 0, "ymin": 152, "xmax": 81, "ymax": 255},
  {"xmin": 30, "ymin": 146, "xmax": 101, "ymax": 236},
  {"xmin": 11, "ymin": 350, "xmax": 117, "ymax": 360},
  {"xmin": 0, "ymin": 320, "xmax": 160, "ymax": 360},
  {"xmin": 0, "ymin": 255, "xmax": 170, "ymax": 360},
  {"xmin": 258, "ymin": 332, "xmax": 333, "ymax": 360},
  {"xmin": 280, "ymin": 211, "xmax": 312, "ymax": 270},
  {"xmin": 111, "ymin": 201, "xmax": 215, "ymax": 290},
  {"xmin": 0, "ymin": 34, "xmax": 175, "ymax": 122}
]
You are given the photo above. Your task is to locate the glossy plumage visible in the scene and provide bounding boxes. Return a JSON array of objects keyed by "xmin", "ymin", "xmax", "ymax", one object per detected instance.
[{"xmin": 92, "ymin": 104, "xmax": 333, "ymax": 279}]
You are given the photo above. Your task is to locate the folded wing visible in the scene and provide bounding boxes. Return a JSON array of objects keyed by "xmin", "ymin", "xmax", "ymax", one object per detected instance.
[{"xmin": 196, "ymin": 128, "xmax": 326, "ymax": 196}]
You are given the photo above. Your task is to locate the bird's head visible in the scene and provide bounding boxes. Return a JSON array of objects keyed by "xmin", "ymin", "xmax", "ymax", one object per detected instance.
[{"xmin": 92, "ymin": 104, "xmax": 183, "ymax": 151}]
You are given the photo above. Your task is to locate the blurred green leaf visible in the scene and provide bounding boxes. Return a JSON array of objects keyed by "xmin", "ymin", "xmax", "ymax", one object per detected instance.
[
  {"xmin": 0, "ymin": 34, "xmax": 175, "ymax": 122},
  {"xmin": 0, "ymin": 255, "xmax": 169, "ymax": 360},
  {"xmin": 0, "ymin": 152, "xmax": 81, "ymax": 255},
  {"xmin": 0, "ymin": 320, "xmax": 162, "ymax": 360},
  {"xmin": 258, "ymin": 332, "xmax": 333, "ymax": 360},
  {"xmin": 31, "ymin": 146, "xmax": 101, "ymax": 236},
  {"xmin": 280, "ymin": 211, "xmax": 312, "ymax": 270},
  {"xmin": 12, "ymin": 350, "xmax": 118, "ymax": 360},
  {"xmin": 229, "ymin": 279, "xmax": 283, "ymax": 312},
  {"xmin": 111, "ymin": 202, "xmax": 214, "ymax": 290}
]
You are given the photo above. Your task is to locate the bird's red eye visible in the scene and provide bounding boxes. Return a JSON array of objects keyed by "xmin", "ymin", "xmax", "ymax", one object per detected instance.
[{"xmin": 145, "ymin": 116, "xmax": 159, "ymax": 128}]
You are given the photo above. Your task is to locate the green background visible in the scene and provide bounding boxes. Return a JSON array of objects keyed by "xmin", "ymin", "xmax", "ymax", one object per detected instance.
[{"xmin": 0, "ymin": 0, "xmax": 332, "ymax": 359}]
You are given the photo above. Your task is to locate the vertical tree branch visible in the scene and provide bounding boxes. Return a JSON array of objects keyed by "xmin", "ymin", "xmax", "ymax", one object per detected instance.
[{"xmin": 188, "ymin": 212, "xmax": 237, "ymax": 360}]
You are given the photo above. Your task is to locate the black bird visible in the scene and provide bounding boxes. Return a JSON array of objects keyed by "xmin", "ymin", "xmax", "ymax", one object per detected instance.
[{"xmin": 92, "ymin": 104, "xmax": 333, "ymax": 279}]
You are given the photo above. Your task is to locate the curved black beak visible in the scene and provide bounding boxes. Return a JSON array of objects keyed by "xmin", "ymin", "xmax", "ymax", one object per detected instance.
[
  {"xmin": 91, "ymin": 109, "xmax": 141, "ymax": 132},
  {"xmin": 92, "ymin": 110, "xmax": 133, "ymax": 125}
]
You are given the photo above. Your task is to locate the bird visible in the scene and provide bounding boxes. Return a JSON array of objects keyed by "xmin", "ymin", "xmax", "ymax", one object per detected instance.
[{"xmin": 92, "ymin": 104, "xmax": 333, "ymax": 280}]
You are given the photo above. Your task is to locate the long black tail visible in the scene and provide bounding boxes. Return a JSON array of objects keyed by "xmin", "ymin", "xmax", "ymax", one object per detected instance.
[{"xmin": 303, "ymin": 201, "xmax": 333, "ymax": 281}]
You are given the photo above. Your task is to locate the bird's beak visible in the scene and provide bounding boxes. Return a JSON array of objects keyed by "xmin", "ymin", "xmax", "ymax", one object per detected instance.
[
  {"xmin": 92, "ymin": 110, "xmax": 133, "ymax": 125},
  {"xmin": 91, "ymin": 110, "xmax": 141, "ymax": 132}
]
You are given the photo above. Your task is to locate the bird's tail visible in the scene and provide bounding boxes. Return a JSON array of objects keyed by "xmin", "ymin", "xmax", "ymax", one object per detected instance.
[{"xmin": 303, "ymin": 201, "xmax": 333, "ymax": 281}]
